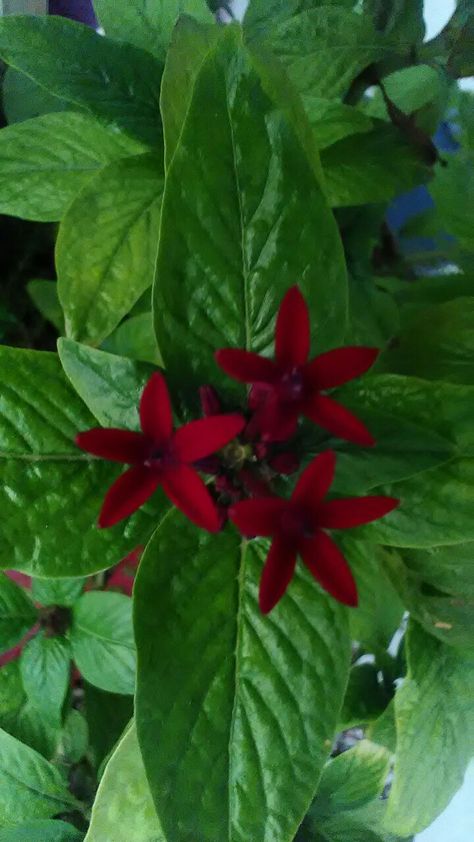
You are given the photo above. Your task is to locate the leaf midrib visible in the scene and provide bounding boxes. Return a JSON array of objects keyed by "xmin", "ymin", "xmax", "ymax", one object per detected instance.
[{"xmin": 73, "ymin": 622, "xmax": 135, "ymax": 651}]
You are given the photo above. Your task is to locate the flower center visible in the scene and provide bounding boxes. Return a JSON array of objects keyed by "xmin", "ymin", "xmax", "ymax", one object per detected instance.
[
  {"xmin": 278, "ymin": 367, "xmax": 305, "ymax": 403},
  {"xmin": 280, "ymin": 506, "xmax": 306, "ymax": 539},
  {"xmin": 144, "ymin": 445, "xmax": 175, "ymax": 470}
]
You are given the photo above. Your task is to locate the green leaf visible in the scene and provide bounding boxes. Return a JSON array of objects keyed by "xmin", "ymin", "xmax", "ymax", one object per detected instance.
[
  {"xmin": 57, "ymin": 154, "xmax": 164, "ymax": 345},
  {"xmin": 83, "ymin": 683, "xmax": 133, "ymax": 770},
  {"xmin": 0, "ymin": 662, "xmax": 60, "ymax": 760},
  {"xmin": 302, "ymin": 95, "xmax": 373, "ymax": 150},
  {"xmin": 161, "ymin": 15, "xmax": 220, "ymax": 167},
  {"xmin": 20, "ymin": 634, "xmax": 71, "ymax": 725},
  {"xmin": 135, "ymin": 512, "xmax": 350, "ymax": 841},
  {"xmin": 364, "ymin": 65, "xmax": 447, "ymax": 134},
  {"xmin": 385, "ymin": 621, "xmax": 474, "ymax": 835},
  {"xmin": 27, "ymin": 281, "xmax": 64, "ymax": 333},
  {"xmin": 321, "ymin": 123, "xmax": 432, "ymax": 208},
  {"xmin": 0, "ymin": 820, "xmax": 83, "ymax": 841},
  {"xmin": 379, "ymin": 273, "xmax": 474, "ymax": 317},
  {"xmin": 155, "ymin": 28, "xmax": 347, "ymax": 406},
  {"xmin": 244, "ymin": 0, "xmax": 356, "ymax": 42},
  {"xmin": 421, "ymin": 0, "xmax": 474, "ymax": 79},
  {"xmin": 58, "ymin": 339, "xmax": 154, "ymax": 429},
  {"xmin": 2, "ymin": 66, "xmax": 67, "ymax": 125},
  {"xmin": 0, "ymin": 574, "xmax": 37, "ymax": 653},
  {"xmin": 430, "ymin": 153, "xmax": 474, "ymax": 252},
  {"xmin": 85, "ymin": 722, "xmax": 164, "ymax": 842},
  {"xmin": 364, "ymin": 0, "xmax": 425, "ymax": 44},
  {"xmin": 0, "ymin": 15, "xmax": 163, "ymax": 145},
  {"xmin": 346, "ymin": 276, "xmax": 400, "ymax": 348},
  {"xmin": 58, "ymin": 709, "xmax": 89, "ymax": 765},
  {"xmin": 70, "ymin": 592, "xmax": 135, "ymax": 695},
  {"xmin": 340, "ymin": 663, "xmax": 392, "ymax": 730},
  {"xmin": 101, "ymin": 313, "xmax": 163, "ymax": 366},
  {"xmin": 32, "ymin": 577, "xmax": 85, "ymax": 608},
  {"xmin": 383, "ymin": 297, "xmax": 474, "ymax": 385},
  {"xmin": 0, "ymin": 112, "xmax": 145, "ymax": 223},
  {"xmin": 401, "ymin": 542, "xmax": 474, "ymax": 597},
  {"xmin": 0, "ymin": 347, "xmax": 158, "ymax": 577},
  {"xmin": 0, "ymin": 728, "xmax": 77, "ymax": 826},
  {"xmin": 94, "ymin": 0, "xmax": 213, "ymax": 58}
]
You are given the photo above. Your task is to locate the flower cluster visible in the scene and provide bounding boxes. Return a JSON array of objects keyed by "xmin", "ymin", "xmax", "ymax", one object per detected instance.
[{"xmin": 77, "ymin": 286, "xmax": 398, "ymax": 613}]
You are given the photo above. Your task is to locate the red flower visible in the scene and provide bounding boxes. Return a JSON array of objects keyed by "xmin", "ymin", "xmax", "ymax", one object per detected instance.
[
  {"xmin": 229, "ymin": 450, "xmax": 398, "ymax": 613},
  {"xmin": 76, "ymin": 373, "xmax": 245, "ymax": 531},
  {"xmin": 216, "ymin": 286, "xmax": 378, "ymax": 445}
]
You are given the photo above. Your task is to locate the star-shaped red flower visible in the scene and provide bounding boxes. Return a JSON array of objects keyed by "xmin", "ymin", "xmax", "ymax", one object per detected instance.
[
  {"xmin": 216, "ymin": 286, "xmax": 378, "ymax": 445},
  {"xmin": 76, "ymin": 373, "xmax": 245, "ymax": 531},
  {"xmin": 229, "ymin": 450, "xmax": 398, "ymax": 613}
]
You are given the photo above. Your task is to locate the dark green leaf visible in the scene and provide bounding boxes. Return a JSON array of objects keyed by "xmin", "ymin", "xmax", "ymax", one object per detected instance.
[
  {"xmin": 244, "ymin": 0, "xmax": 357, "ymax": 42},
  {"xmin": 155, "ymin": 28, "xmax": 347, "ymax": 406},
  {"xmin": 0, "ymin": 112, "xmax": 145, "ymax": 222},
  {"xmin": 32, "ymin": 577, "xmax": 85, "ymax": 608},
  {"xmin": 302, "ymin": 95, "xmax": 373, "ymax": 151},
  {"xmin": 0, "ymin": 347, "xmax": 159, "ymax": 577},
  {"xmin": 20, "ymin": 634, "xmax": 71, "ymax": 725},
  {"xmin": 364, "ymin": 65, "xmax": 448, "ymax": 135},
  {"xmin": 0, "ymin": 820, "xmax": 83, "ymax": 842},
  {"xmin": 340, "ymin": 663, "xmax": 391, "ymax": 729},
  {"xmin": 0, "ymin": 15, "xmax": 163, "ymax": 145},
  {"xmin": 378, "ymin": 273, "xmax": 474, "ymax": 317},
  {"xmin": 70, "ymin": 592, "xmax": 135, "ymax": 695},
  {"xmin": 421, "ymin": 0, "xmax": 474, "ymax": 79},
  {"xmin": 135, "ymin": 512, "xmax": 350, "ymax": 841},
  {"xmin": 346, "ymin": 276, "xmax": 400, "ymax": 348},
  {"xmin": 58, "ymin": 709, "xmax": 89, "ymax": 766},
  {"xmin": 2, "ymin": 66, "xmax": 67, "ymax": 125},
  {"xmin": 366, "ymin": 700, "xmax": 397, "ymax": 754},
  {"xmin": 364, "ymin": 0, "xmax": 425, "ymax": 43},
  {"xmin": 101, "ymin": 313, "xmax": 163, "ymax": 366},
  {"xmin": 57, "ymin": 153, "xmax": 164, "ymax": 345},
  {"xmin": 0, "ymin": 728, "xmax": 77, "ymax": 825},
  {"xmin": 385, "ymin": 621, "xmax": 474, "ymax": 835},
  {"xmin": 85, "ymin": 722, "xmax": 164, "ymax": 841},
  {"xmin": 0, "ymin": 574, "xmax": 37, "ymax": 653},
  {"xmin": 27, "ymin": 281, "xmax": 64, "ymax": 333},
  {"xmin": 401, "ymin": 542, "xmax": 474, "ymax": 597},
  {"xmin": 94, "ymin": 0, "xmax": 213, "ymax": 58},
  {"xmin": 0, "ymin": 661, "xmax": 60, "ymax": 760},
  {"xmin": 58, "ymin": 339, "xmax": 154, "ymax": 429},
  {"xmin": 430, "ymin": 153, "xmax": 474, "ymax": 251},
  {"xmin": 83, "ymin": 683, "xmax": 133, "ymax": 770}
]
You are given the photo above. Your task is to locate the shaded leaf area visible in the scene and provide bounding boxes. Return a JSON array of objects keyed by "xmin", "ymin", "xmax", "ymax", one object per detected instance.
[
  {"xmin": 0, "ymin": 574, "xmax": 37, "ymax": 653},
  {"xmin": 0, "ymin": 661, "xmax": 60, "ymax": 760},
  {"xmin": 83, "ymin": 683, "xmax": 133, "ymax": 771},
  {"xmin": 0, "ymin": 819, "xmax": 83, "ymax": 841},
  {"xmin": 20, "ymin": 634, "xmax": 71, "ymax": 725},
  {"xmin": 135, "ymin": 512, "xmax": 350, "ymax": 842}
]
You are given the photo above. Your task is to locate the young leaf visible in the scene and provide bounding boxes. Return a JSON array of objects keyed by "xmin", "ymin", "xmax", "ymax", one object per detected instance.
[
  {"xmin": 27, "ymin": 281, "xmax": 64, "ymax": 333},
  {"xmin": 94, "ymin": 0, "xmax": 213, "ymax": 58},
  {"xmin": 0, "ymin": 573, "xmax": 37, "ymax": 653},
  {"xmin": 57, "ymin": 154, "xmax": 164, "ymax": 345},
  {"xmin": 385, "ymin": 621, "xmax": 474, "ymax": 835},
  {"xmin": 0, "ymin": 112, "xmax": 145, "ymax": 222},
  {"xmin": 85, "ymin": 722, "xmax": 164, "ymax": 841},
  {"xmin": 0, "ymin": 347, "xmax": 159, "ymax": 577},
  {"xmin": 57, "ymin": 339, "xmax": 154, "ymax": 429},
  {"xmin": 135, "ymin": 511, "xmax": 350, "ymax": 841},
  {"xmin": 32, "ymin": 577, "xmax": 85, "ymax": 608},
  {"xmin": 101, "ymin": 313, "xmax": 163, "ymax": 367},
  {"xmin": 20, "ymin": 634, "xmax": 71, "ymax": 725},
  {"xmin": 0, "ymin": 728, "xmax": 77, "ymax": 825},
  {"xmin": 0, "ymin": 15, "xmax": 163, "ymax": 145},
  {"xmin": 0, "ymin": 820, "xmax": 83, "ymax": 841},
  {"xmin": 70, "ymin": 592, "xmax": 136, "ymax": 695},
  {"xmin": 154, "ymin": 28, "xmax": 347, "ymax": 406}
]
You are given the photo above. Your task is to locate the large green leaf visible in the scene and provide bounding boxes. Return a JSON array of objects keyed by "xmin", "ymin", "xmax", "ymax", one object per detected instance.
[
  {"xmin": 19, "ymin": 634, "xmax": 71, "ymax": 726},
  {"xmin": 85, "ymin": 723, "xmax": 163, "ymax": 841},
  {"xmin": 0, "ymin": 820, "xmax": 83, "ymax": 841},
  {"xmin": 0, "ymin": 728, "xmax": 77, "ymax": 826},
  {"xmin": 154, "ymin": 28, "xmax": 347, "ymax": 406},
  {"xmin": 0, "ymin": 112, "xmax": 144, "ymax": 222},
  {"xmin": 401, "ymin": 542, "xmax": 474, "ymax": 597},
  {"xmin": 101, "ymin": 313, "xmax": 162, "ymax": 367},
  {"xmin": 430, "ymin": 153, "xmax": 474, "ymax": 252},
  {"xmin": 135, "ymin": 511, "xmax": 350, "ymax": 841},
  {"xmin": 383, "ymin": 297, "xmax": 474, "ymax": 385},
  {"xmin": 385, "ymin": 621, "xmax": 474, "ymax": 835},
  {"xmin": 340, "ymin": 663, "xmax": 392, "ymax": 730},
  {"xmin": 0, "ymin": 347, "xmax": 158, "ymax": 577},
  {"xmin": 0, "ymin": 15, "xmax": 163, "ymax": 145},
  {"xmin": 2, "ymin": 66, "xmax": 66, "ymax": 125},
  {"xmin": 57, "ymin": 153, "xmax": 164, "ymax": 346},
  {"xmin": 94, "ymin": 0, "xmax": 213, "ymax": 58},
  {"xmin": 0, "ymin": 574, "xmax": 37, "ymax": 653},
  {"xmin": 244, "ymin": 0, "xmax": 356, "ymax": 41},
  {"xmin": 0, "ymin": 662, "xmax": 59, "ymax": 760},
  {"xmin": 70, "ymin": 592, "xmax": 135, "ymax": 695},
  {"xmin": 57, "ymin": 339, "xmax": 154, "ymax": 429}
]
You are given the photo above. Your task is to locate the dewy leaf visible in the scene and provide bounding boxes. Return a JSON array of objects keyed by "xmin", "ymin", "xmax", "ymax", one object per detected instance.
[
  {"xmin": 0, "ymin": 819, "xmax": 83, "ymax": 842},
  {"xmin": 154, "ymin": 28, "xmax": 347, "ymax": 405},
  {"xmin": 0, "ymin": 728, "xmax": 77, "ymax": 826},
  {"xmin": 385, "ymin": 620, "xmax": 474, "ymax": 835},
  {"xmin": 85, "ymin": 722, "xmax": 164, "ymax": 842},
  {"xmin": 94, "ymin": 0, "xmax": 213, "ymax": 58},
  {"xmin": 0, "ymin": 573, "xmax": 38, "ymax": 654},
  {"xmin": 32, "ymin": 577, "xmax": 85, "ymax": 608},
  {"xmin": 0, "ymin": 112, "xmax": 145, "ymax": 223},
  {"xmin": 0, "ymin": 347, "xmax": 159, "ymax": 577},
  {"xmin": 70, "ymin": 592, "xmax": 136, "ymax": 695},
  {"xmin": 0, "ymin": 15, "xmax": 163, "ymax": 145},
  {"xmin": 27, "ymin": 281, "xmax": 64, "ymax": 333},
  {"xmin": 58, "ymin": 339, "xmax": 154, "ymax": 430},
  {"xmin": 20, "ymin": 634, "xmax": 71, "ymax": 726},
  {"xmin": 135, "ymin": 511, "xmax": 350, "ymax": 842},
  {"xmin": 57, "ymin": 153, "xmax": 164, "ymax": 346}
]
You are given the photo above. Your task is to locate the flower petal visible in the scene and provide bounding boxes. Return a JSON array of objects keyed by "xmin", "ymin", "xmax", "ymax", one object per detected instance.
[
  {"xmin": 229, "ymin": 498, "xmax": 287, "ymax": 537},
  {"xmin": 173, "ymin": 414, "xmax": 245, "ymax": 462},
  {"xmin": 161, "ymin": 464, "xmax": 220, "ymax": 532},
  {"xmin": 254, "ymin": 394, "xmax": 300, "ymax": 442},
  {"xmin": 76, "ymin": 428, "xmax": 150, "ymax": 463},
  {"xmin": 275, "ymin": 286, "xmax": 310, "ymax": 367},
  {"xmin": 139, "ymin": 372, "xmax": 173, "ymax": 445},
  {"xmin": 300, "ymin": 531, "xmax": 358, "ymax": 606},
  {"xmin": 316, "ymin": 496, "xmax": 399, "ymax": 529},
  {"xmin": 292, "ymin": 450, "xmax": 336, "ymax": 511},
  {"xmin": 99, "ymin": 466, "xmax": 162, "ymax": 528},
  {"xmin": 215, "ymin": 349, "xmax": 278, "ymax": 384},
  {"xmin": 259, "ymin": 537, "xmax": 297, "ymax": 614},
  {"xmin": 304, "ymin": 393, "xmax": 375, "ymax": 447},
  {"xmin": 305, "ymin": 347, "xmax": 379, "ymax": 390}
]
